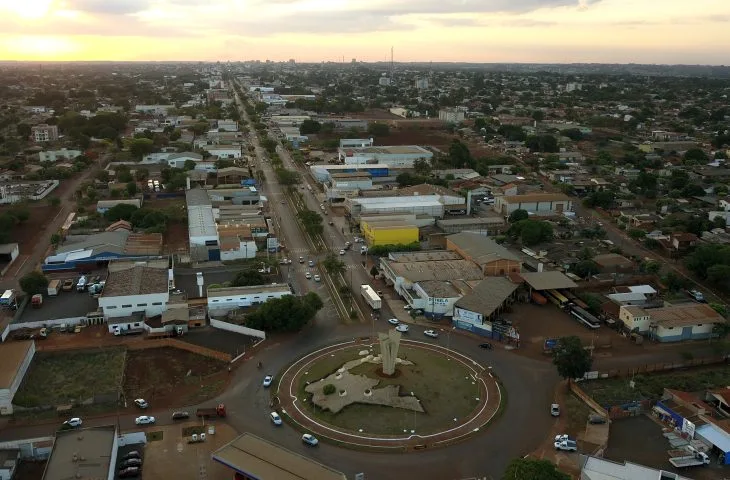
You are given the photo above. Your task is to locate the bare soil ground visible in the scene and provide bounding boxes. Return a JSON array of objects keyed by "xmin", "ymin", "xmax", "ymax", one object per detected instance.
[
  {"xmin": 13, "ymin": 460, "xmax": 46, "ymax": 480},
  {"xmin": 164, "ymin": 222, "xmax": 189, "ymax": 254},
  {"xmin": 3, "ymin": 204, "xmax": 60, "ymax": 254},
  {"xmin": 123, "ymin": 347, "xmax": 227, "ymax": 408}
]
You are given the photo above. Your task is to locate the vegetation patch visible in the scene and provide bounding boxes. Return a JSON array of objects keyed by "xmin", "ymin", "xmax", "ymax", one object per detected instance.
[{"xmin": 15, "ymin": 349, "xmax": 126, "ymax": 408}]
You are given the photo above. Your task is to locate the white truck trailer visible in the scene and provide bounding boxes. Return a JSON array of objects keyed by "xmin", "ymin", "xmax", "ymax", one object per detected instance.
[{"xmin": 361, "ymin": 284, "xmax": 381, "ymax": 310}]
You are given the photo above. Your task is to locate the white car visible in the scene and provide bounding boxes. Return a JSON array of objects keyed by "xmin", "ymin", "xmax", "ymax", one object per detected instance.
[
  {"xmin": 404, "ymin": 305, "xmax": 412, "ymax": 310},
  {"xmin": 345, "ymin": 241, "xmax": 351, "ymax": 247},
  {"xmin": 313, "ymin": 275, "xmax": 321, "ymax": 282},
  {"xmin": 395, "ymin": 324, "xmax": 409, "ymax": 333},
  {"xmin": 64, "ymin": 417, "xmax": 82, "ymax": 428},
  {"xmin": 308, "ymin": 260, "xmax": 315, "ymax": 267},
  {"xmin": 387, "ymin": 318, "xmax": 399, "ymax": 326},
  {"xmin": 302, "ymin": 433, "xmax": 319, "ymax": 446},
  {"xmin": 339, "ymin": 249, "xmax": 346, "ymax": 255},
  {"xmin": 134, "ymin": 399, "xmax": 148, "ymax": 409},
  {"xmin": 424, "ymin": 330, "xmax": 439, "ymax": 338},
  {"xmin": 305, "ymin": 272, "xmax": 312, "ymax": 279},
  {"xmin": 554, "ymin": 434, "xmax": 573, "ymax": 442},
  {"xmin": 551, "ymin": 404, "xmax": 561, "ymax": 417},
  {"xmin": 270, "ymin": 411, "xmax": 282, "ymax": 426},
  {"xmin": 135, "ymin": 416, "xmax": 156, "ymax": 425},
  {"xmin": 554, "ymin": 440, "xmax": 577, "ymax": 452},
  {"xmin": 263, "ymin": 375, "xmax": 273, "ymax": 388}
]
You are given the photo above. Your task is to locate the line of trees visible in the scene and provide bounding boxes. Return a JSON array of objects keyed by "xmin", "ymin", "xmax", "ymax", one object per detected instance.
[{"xmin": 245, "ymin": 292, "xmax": 323, "ymax": 332}]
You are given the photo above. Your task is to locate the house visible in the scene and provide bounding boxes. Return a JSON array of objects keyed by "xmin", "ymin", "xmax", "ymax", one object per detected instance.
[
  {"xmin": 438, "ymin": 108, "xmax": 466, "ymax": 123},
  {"xmin": 493, "ymin": 193, "xmax": 572, "ymax": 216},
  {"xmin": 621, "ymin": 212, "xmax": 662, "ymax": 228},
  {"xmin": 620, "ymin": 303, "xmax": 725, "ymax": 341},
  {"xmin": 557, "ymin": 151, "xmax": 584, "ymax": 162},
  {"xmin": 207, "ymin": 145, "xmax": 242, "ymax": 159},
  {"xmin": 31, "ymin": 124, "xmax": 58, "ymax": 142},
  {"xmin": 618, "ymin": 305, "xmax": 652, "ymax": 332},
  {"xmin": 217, "ymin": 119, "xmax": 238, "ymax": 132},
  {"xmin": 39, "ymin": 149, "xmax": 82, "ymax": 163},
  {"xmin": 670, "ymin": 232, "xmax": 699, "ymax": 252},
  {"xmin": 135, "ymin": 104, "xmax": 174, "ymax": 115},
  {"xmin": 0, "ymin": 341, "xmax": 35, "ymax": 415},
  {"xmin": 706, "ymin": 388, "xmax": 730, "ymax": 417},
  {"xmin": 446, "ymin": 232, "xmax": 521, "ymax": 276},
  {"xmin": 98, "ymin": 261, "xmax": 170, "ymax": 318},
  {"xmin": 592, "ymin": 254, "xmax": 634, "ymax": 273}
]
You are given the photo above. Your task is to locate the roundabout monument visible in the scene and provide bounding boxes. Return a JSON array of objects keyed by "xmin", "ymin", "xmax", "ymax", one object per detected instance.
[{"xmin": 275, "ymin": 331, "xmax": 503, "ymax": 450}]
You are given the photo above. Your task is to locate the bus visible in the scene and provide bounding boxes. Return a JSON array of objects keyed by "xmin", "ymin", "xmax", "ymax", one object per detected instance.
[
  {"xmin": 561, "ymin": 290, "xmax": 589, "ymax": 310},
  {"xmin": 542, "ymin": 290, "xmax": 562, "ymax": 307},
  {"xmin": 569, "ymin": 305, "xmax": 601, "ymax": 330},
  {"xmin": 547, "ymin": 290, "xmax": 570, "ymax": 308}
]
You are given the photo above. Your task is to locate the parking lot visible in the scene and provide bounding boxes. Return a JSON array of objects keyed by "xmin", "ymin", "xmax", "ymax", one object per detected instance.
[
  {"xmin": 18, "ymin": 289, "xmax": 99, "ymax": 323},
  {"xmin": 509, "ymin": 303, "xmax": 605, "ymax": 349},
  {"xmin": 174, "ymin": 271, "xmax": 238, "ymax": 299},
  {"xmin": 140, "ymin": 422, "xmax": 238, "ymax": 479}
]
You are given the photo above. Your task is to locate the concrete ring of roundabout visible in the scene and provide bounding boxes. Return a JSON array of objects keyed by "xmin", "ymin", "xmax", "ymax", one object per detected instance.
[{"xmin": 275, "ymin": 337, "xmax": 503, "ymax": 451}]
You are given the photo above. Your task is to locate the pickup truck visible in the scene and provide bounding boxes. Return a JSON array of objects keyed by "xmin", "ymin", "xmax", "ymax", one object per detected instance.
[{"xmin": 669, "ymin": 451, "xmax": 710, "ymax": 468}]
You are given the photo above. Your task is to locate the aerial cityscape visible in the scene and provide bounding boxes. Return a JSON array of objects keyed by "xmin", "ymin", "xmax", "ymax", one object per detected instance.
[{"xmin": 0, "ymin": 2, "xmax": 730, "ymax": 480}]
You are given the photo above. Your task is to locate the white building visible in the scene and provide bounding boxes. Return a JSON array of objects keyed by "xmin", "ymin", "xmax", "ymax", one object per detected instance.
[
  {"xmin": 31, "ymin": 124, "xmax": 58, "ymax": 142},
  {"xmin": 339, "ymin": 138, "xmax": 373, "ymax": 148},
  {"xmin": 217, "ymin": 119, "xmax": 239, "ymax": 132},
  {"xmin": 346, "ymin": 193, "xmax": 463, "ymax": 219},
  {"xmin": 166, "ymin": 152, "xmax": 203, "ymax": 168},
  {"xmin": 0, "ymin": 449, "xmax": 19, "ymax": 479},
  {"xmin": 44, "ymin": 426, "xmax": 118, "ymax": 480},
  {"xmin": 338, "ymin": 145, "xmax": 433, "ymax": 168},
  {"xmin": 493, "ymin": 193, "xmax": 573, "ymax": 216},
  {"xmin": 206, "ymin": 145, "xmax": 242, "ymax": 159},
  {"xmin": 207, "ymin": 284, "xmax": 292, "ymax": 314},
  {"xmin": 410, "ymin": 281, "xmax": 462, "ymax": 318},
  {"xmin": 39, "ymin": 149, "xmax": 82, "ymax": 163},
  {"xmin": 0, "ymin": 341, "xmax": 35, "ymax": 415},
  {"xmin": 389, "ymin": 107, "xmax": 408, "ymax": 118},
  {"xmin": 378, "ymin": 76, "xmax": 391, "ymax": 86},
  {"xmin": 98, "ymin": 263, "xmax": 170, "ymax": 318},
  {"xmin": 415, "ymin": 78, "xmax": 429, "ymax": 89},
  {"xmin": 565, "ymin": 83, "xmax": 583, "ymax": 92},
  {"xmin": 438, "ymin": 108, "xmax": 465, "ymax": 123},
  {"xmin": 135, "ymin": 104, "xmax": 174, "ymax": 115},
  {"xmin": 186, "ymin": 189, "xmax": 220, "ymax": 260}
]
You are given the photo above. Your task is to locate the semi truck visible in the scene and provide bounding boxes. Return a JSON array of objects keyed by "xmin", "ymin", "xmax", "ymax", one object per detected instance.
[
  {"xmin": 47, "ymin": 280, "xmax": 61, "ymax": 296},
  {"xmin": 196, "ymin": 403, "xmax": 226, "ymax": 418},
  {"xmin": 361, "ymin": 285, "xmax": 381, "ymax": 310}
]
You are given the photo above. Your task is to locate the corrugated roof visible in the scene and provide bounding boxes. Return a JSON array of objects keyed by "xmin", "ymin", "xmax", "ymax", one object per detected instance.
[
  {"xmin": 447, "ymin": 232, "xmax": 521, "ymax": 263},
  {"xmin": 501, "ymin": 193, "xmax": 571, "ymax": 203},
  {"xmin": 455, "ymin": 277, "xmax": 519, "ymax": 317},
  {"xmin": 102, "ymin": 265, "xmax": 168, "ymax": 297},
  {"xmin": 650, "ymin": 303, "xmax": 725, "ymax": 328},
  {"xmin": 519, "ymin": 271, "xmax": 578, "ymax": 291}
]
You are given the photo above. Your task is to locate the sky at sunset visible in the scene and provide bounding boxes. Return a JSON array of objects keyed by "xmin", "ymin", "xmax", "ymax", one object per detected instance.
[{"xmin": 0, "ymin": 0, "xmax": 728, "ymax": 64}]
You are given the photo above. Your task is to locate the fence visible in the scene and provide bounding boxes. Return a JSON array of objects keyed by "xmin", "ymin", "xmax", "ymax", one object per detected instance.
[
  {"xmin": 210, "ymin": 317, "xmax": 266, "ymax": 340},
  {"xmin": 569, "ymin": 381, "xmax": 608, "ymax": 416},
  {"xmin": 125, "ymin": 338, "xmax": 232, "ymax": 362},
  {"xmin": 593, "ymin": 355, "xmax": 728, "ymax": 379},
  {"xmin": 9, "ymin": 316, "xmax": 87, "ymax": 331}
]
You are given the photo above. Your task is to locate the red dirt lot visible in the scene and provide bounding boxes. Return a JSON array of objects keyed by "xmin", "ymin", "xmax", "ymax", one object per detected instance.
[
  {"xmin": 164, "ymin": 222, "xmax": 189, "ymax": 254},
  {"xmin": 3, "ymin": 204, "xmax": 61, "ymax": 254},
  {"xmin": 123, "ymin": 347, "xmax": 227, "ymax": 408}
]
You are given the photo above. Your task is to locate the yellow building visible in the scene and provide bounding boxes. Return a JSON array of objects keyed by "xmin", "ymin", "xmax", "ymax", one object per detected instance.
[{"xmin": 361, "ymin": 219, "xmax": 419, "ymax": 246}]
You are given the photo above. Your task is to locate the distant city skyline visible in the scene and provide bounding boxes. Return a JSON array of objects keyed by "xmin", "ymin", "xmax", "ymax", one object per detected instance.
[{"xmin": 1, "ymin": 0, "xmax": 729, "ymax": 64}]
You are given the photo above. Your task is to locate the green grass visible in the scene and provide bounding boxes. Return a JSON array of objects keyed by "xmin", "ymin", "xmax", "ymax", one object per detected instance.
[
  {"xmin": 296, "ymin": 346, "xmax": 481, "ymax": 435},
  {"xmin": 14, "ymin": 349, "xmax": 126, "ymax": 408},
  {"xmin": 182, "ymin": 426, "xmax": 205, "ymax": 437},
  {"xmin": 564, "ymin": 392, "xmax": 593, "ymax": 434},
  {"xmin": 580, "ymin": 366, "xmax": 730, "ymax": 406}
]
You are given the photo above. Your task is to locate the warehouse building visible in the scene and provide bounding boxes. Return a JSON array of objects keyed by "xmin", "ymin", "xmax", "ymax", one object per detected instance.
[
  {"xmin": 493, "ymin": 193, "xmax": 573, "ymax": 216},
  {"xmin": 380, "ymin": 251, "xmax": 483, "ymax": 297},
  {"xmin": 98, "ymin": 260, "xmax": 170, "ymax": 318},
  {"xmin": 436, "ymin": 217, "xmax": 507, "ymax": 235},
  {"xmin": 0, "ymin": 341, "xmax": 35, "ymax": 415},
  {"xmin": 337, "ymin": 145, "xmax": 433, "ymax": 168},
  {"xmin": 452, "ymin": 277, "xmax": 520, "ymax": 337},
  {"xmin": 42, "ymin": 425, "xmax": 118, "ymax": 480},
  {"xmin": 360, "ymin": 217, "xmax": 419, "ymax": 246},
  {"xmin": 310, "ymin": 163, "xmax": 394, "ymax": 183},
  {"xmin": 446, "ymin": 232, "xmax": 522, "ymax": 276},
  {"xmin": 187, "ymin": 188, "xmax": 220, "ymax": 261},
  {"xmin": 347, "ymin": 193, "xmax": 463, "ymax": 220}
]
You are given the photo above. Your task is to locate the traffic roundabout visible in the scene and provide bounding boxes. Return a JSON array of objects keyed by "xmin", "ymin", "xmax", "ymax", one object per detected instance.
[{"xmin": 274, "ymin": 337, "xmax": 503, "ymax": 451}]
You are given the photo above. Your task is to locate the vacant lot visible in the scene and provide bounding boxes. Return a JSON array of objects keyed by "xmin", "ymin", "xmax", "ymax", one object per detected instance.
[
  {"xmin": 15, "ymin": 349, "xmax": 126, "ymax": 407},
  {"xmin": 581, "ymin": 365, "xmax": 730, "ymax": 406},
  {"xmin": 124, "ymin": 348, "xmax": 226, "ymax": 407},
  {"xmin": 296, "ymin": 345, "xmax": 481, "ymax": 435}
]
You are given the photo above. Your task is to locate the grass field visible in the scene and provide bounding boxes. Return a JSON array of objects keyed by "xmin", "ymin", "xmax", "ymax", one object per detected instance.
[
  {"xmin": 294, "ymin": 346, "xmax": 481, "ymax": 435},
  {"xmin": 15, "ymin": 349, "xmax": 126, "ymax": 407},
  {"xmin": 580, "ymin": 365, "xmax": 730, "ymax": 406}
]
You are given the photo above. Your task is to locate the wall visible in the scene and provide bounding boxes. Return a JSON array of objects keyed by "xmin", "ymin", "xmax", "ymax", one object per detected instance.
[
  {"xmin": 99, "ymin": 292, "xmax": 169, "ymax": 318},
  {"xmin": 655, "ymin": 323, "xmax": 715, "ymax": 343},
  {"xmin": 209, "ymin": 318, "xmax": 266, "ymax": 340},
  {"xmin": 9, "ymin": 317, "xmax": 87, "ymax": 331},
  {"xmin": 126, "ymin": 338, "xmax": 231, "ymax": 362},
  {"xmin": 483, "ymin": 258, "xmax": 521, "ymax": 276},
  {"xmin": 453, "ymin": 306, "xmax": 485, "ymax": 326},
  {"xmin": 0, "ymin": 342, "xmax": 35, "ymax": 415},
  {"xmin": 207, "ymin": 288, "xmax": 291, "ymax": 312},
  {"xmin": 0, "ymin": 437, "xmax": 53, "ymax": 460}
]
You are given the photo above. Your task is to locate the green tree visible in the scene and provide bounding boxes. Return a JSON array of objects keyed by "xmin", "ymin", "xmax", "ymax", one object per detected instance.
[
  {"xmin": 367, "ymin": 123, "xmax": 390, "ymax": 136},
  {"xmin": 299, "ymin": 119, "xmax": 321, "ymax": 135},
  {"xmin": 183, "ymin": 159, "xmax": 197, "ymax": 171},
  {"xmin": 531, "ymin": 110, "xmax": 545, "ymax": 122},
  {"xmin": 128, "ymin": 138, "xmax": 155, "ymax": 159},
  {"xmin": 552, "ymin": 336, "xmax": 593, "ymax": 381},
  {"xmin": 508, "ymin": 209, "xmax": 529, "ymax": 223},
  {"xmin": 104, "ymin": 203, "xmax": 138, "ymax": 222},
  {"xmin": 126, "ymin": 181, "xmax": 138, "ymax": 196},
  {"xmin": 644, "ymin": 260, "xmax": 661, "ymax": 275},
  {"xmin": 413, "ymin": 158, "xmax": 432, "ymax": 176},
  {"xmin": 683, "ymin": 148, "xmax": 709, "ymax": 164},
  {"xmin": 322, "ymin": 253, "xmax": 346, "ymax": 275},
  {"xmin": 245, "ymin": 293, "xmax": 323, "ymax": 332},
  {"xmin": 370, "ymin": 266, "xmax": 378, "ymax": 278},
  {"xmin": 19, "ymin": 271, "xmax": 49, "ymax": 295},
  {"xmin": 233, "ymin": 269, "xmax": 265, "ymax": 287},
  {"xmin": 509, "ymin": 219, "xmax": 553, "ymax": 246},
  {"xmin": 323, "ymin": 384, "xmax": 336, "ymax": 395},
  {"xmin": 16, "ymin": 123, "xmax": 31, "ymax": 138},
  {"xmin": 572, "ymin": 260, "xmax": 599, "ymax": 278},
  {"xmin": 275, "ymin": 168, "xmax": 299, "ymax": 186},
  {"xmin": 50, "ymin": 233, "xmax": 61, "ymax": 245},
  {"xmin": 502, "ymin": 457, "xmax": 569, "ymax": 480}
]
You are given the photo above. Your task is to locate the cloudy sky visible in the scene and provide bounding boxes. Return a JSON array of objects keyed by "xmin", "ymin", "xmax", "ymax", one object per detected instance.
[{"xmin": 0, "ymin": 0, "xmax": 728, "ymax": 63}]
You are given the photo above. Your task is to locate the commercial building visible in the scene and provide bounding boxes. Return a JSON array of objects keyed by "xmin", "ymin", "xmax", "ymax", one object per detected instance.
[
  {"xmin": 347, "ymin": 193, "xmax": 463, "ymax": 220},
  {"xmin": 134, "ymin": 104, "xmax": 174, "ymax": 115},
  {"xmin": 406, "ymin": 280, "xmax": 463, "ymax": 318},
  {"xmin": 269, "ymin": 115, "xmax": 311, "ymax": 127},
  {"xmin": 436, "ymin": 217, "xmax": 507, "ymax": 235},
  {"xmin": 42, "ymin": 425, "xmax": 118, "ymax": 480},
  {"xmin": 31, "ymin": 124, "xmax": 58, "ymax": 142},
  {"xmin": 438, "ymin": 108, "xmax": 466, "ymax": 123},
  {"xmin": 212, "ymin": 433, "xmax": 347, "ymax": 480},
  {"xmin": 98, "ymin": 261, "xmax": 170, "ymax": 318},
  {"xmin": 310, "ymin": 164, "xmax": 394, "ymax": 184},
  {"xmin": 360, "ymin": 218, "xmax": 418, "ymax": 246},
  {"xmin": 217, "ymin": 119, "xmax": 239, "ymax": 131},
  {"xmin": 207, "ymin": 284, "xmax": 292, "ymax": 314},
  {"xmin": 0, "ymin": 341, "xmax": 35, "ymax": 415},
  {"xmin": 618, "ymin": 303, "xmax": 725, "ymax": 342},
  {"xmin": 446, "ymin": 232, "xmax": 522, "ymax": 276},
  {"xmin": 337, "ymin": 145, "xmax": 433, "ymax": 168},
  {"xmin": 380, "ymin": 251, "xmax": 483, "ymax": 297},
  {"xmin": 187, "ymin": 188, "xmax": 220, "ymax": 261},
  {"xmin": 207, "ymin": 145, "xmax": 243, "ymax": 159},
  {"xmin": 579, "ymin": 455, "xmax": 692, "ymax": 480},
  {"xmin": 39, "ymin": 149, "xmax": 82, "ymax": 162},
  {"xmin": 208, "ymin": 186, "xmax": 261, "ymax": 206},
  {"xmin": 325, "ymin": 172, "xmax": 374, "ymax": 201},
  {"xmin": 493, "ymin": 193, "xmax": 573, "ymax": 216},
  {"xmin": 453, "ymin": 277, "xmax": 520, "ymax": 336},
  {"xmin": 339, "ymin": 138, "xmax": 373, "ymax": 148}
]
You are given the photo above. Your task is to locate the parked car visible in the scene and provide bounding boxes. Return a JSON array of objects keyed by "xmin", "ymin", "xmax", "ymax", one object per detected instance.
[
  {"xmin": 395, "ymin": 324, "xmax": 409, "ymax": 333},
  {"xmin": 63, "ymin": 417, "xmax": 82, "ymax": 428},
  {"xmin": 172, "ymin": 411, "xmax": 190, "ymax": 420},
  {"xmin": 302, "ymin": 433, "xmax": 319, "ymax": 446},
  {"xmin": 339, "ymin": 249, "xmax": 346, "ymax": 255},
  {"xmin": 121, "ymin": 458, "xmax": 142, "ymax": 468},
  {"xmin": 308, "ymin": 260, "xmax": 315, "ymax": 267},
  {"xmin": 134, "ymin": 399, "xmax": 148, "ymax": 409},
  {"xmin": 479, "ymin": 343, "xmax": 493, "ymax": 350},
  {"xmin": 118, "ymin": 467, "xmax": 140, "ymax": 478},
  {"xmin": 305, "ymin": 272, "xmax": 312, "ymax": 279},
  {"xmin": 135, "ymin": 416, "xmax": 155, "ymax": 425},
  {"xmin": 551, "ymin": 404, "xmax": 560, "ymax": 417},
  {"xmin": 404, "ymin": 304, "xmax": 412, "ymax": 310},
  {"xmin": 299, "ymin": 257, "xmax": 305, "ymax": 264},
  {"xmin": 588, "ymin": 414, "xmax": 607, "ymax": 424},
  {"xmin": 555, "ymin": 434, "xmax": 573, "ymax": 442},
  {"xmin": 387, "ymin": 318, "xmax": 399, "ymax": 326},
  {"xmin": 270, "ymin": 411, "xmax": 282, "ymax": 426},
  {"xmin": 263, "ymin": 375, "xmax": 273, "ymax": 388},
  {"xmin": 424, "ymin": 330, "xmax": 438, "ymax": 339},
  {"xmin": 554, "ymin": 440, "xmax": 578, "ymax": 452},
  {"xmin": 313, "ymin": 275, "xmax": 321, "ymax": 282},
  {"xmin": 122, "ymin": 451, "xmax": 141, "ymax": 460}
]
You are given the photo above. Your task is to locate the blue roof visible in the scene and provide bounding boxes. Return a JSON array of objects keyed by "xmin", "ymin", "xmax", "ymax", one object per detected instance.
[{"xmin": 696, "ymin": 424, "xmax": 730, "ymax": 453}]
